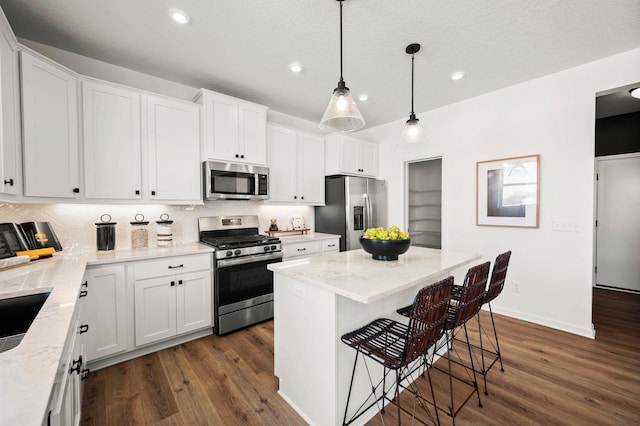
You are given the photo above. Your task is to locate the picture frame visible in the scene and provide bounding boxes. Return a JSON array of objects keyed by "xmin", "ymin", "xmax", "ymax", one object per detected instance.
[{"xmin": 476, "ymin": 154, "xmax": 540, "ymax": 228}]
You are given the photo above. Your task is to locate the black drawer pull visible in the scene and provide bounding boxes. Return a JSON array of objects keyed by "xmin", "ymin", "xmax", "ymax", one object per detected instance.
[
  {"xmin": 79, "ymin": 324, "xmax": 89, "ymax": 334},
  {"xmin": 297, "ymin": 248, "xmax": 306, "ymax": 251},
  {"xmin": 178, "ymin": 279, "xmax": 183, "ymax": 285},
  {"xmin": 168, "ymin": 264, "xmax": 184, "ymax": 269},
  {"xmin": 70, "ymin": 356, "xmax": 83, "ymax": 375},
  {"xmin": 72, "ymin": 187, "xmax": 80, "ymax": 193},
  {"xmin": 170, "ymin": 281, "xmax": 175, "ymax": 286},
  {"xmin": 82, "ymin": 368, "xmax": 91, "ymax": 380},
  {"xmin": 4, "ymin": 178, "xmax": 13, "ymax": 186},
  {"xmin": 327, "ymin": 244, "xmax": 336, "ymax": 247},
  {"xmin": 79, "ymin": 290, "xmax": 88, "ymax": 298},
  {"xmin": 81, "ymin": 281, "xmax": 88, "ymax": 288}
]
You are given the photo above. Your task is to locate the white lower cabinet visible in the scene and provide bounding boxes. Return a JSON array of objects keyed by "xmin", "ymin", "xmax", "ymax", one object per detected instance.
[
  {"xmin": 134, "ymin": 254, "xmax": 212, "ymax": 347},
  {"xmin": 82, "ymin": 265, "xmax": 127, "ymax": 362}
]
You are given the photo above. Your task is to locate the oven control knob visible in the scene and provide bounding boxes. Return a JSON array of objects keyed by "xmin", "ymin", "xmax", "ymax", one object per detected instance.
[
  {"xmin": 271, "ymin": 245, "xmax": 277, "ymax": 251},
  {"xmin": 263, "ymin": 246, "xmax": 269, "ymax": 252},
  {"xmin": 234, "ymin": 249, "xmax": 242, "ymax": 255},
  {"xmin": 226, "ymin": 250, "xmax": 233, "ymax": 257}
]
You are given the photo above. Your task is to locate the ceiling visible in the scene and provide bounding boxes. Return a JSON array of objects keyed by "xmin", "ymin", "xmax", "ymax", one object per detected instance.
[{"xmin": 1, "ymin": 0, "xmax": 640, "ymax": 130}]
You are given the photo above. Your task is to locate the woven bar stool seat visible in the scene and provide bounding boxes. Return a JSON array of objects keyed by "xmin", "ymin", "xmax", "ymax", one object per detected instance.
[{"xmin": 340, "ymin": 276, "xmax": 453, "ymax": 426}]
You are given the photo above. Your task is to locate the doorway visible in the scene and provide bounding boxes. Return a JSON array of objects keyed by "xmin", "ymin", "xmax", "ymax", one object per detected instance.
[
  {"xmin": 595, "ymin": 153, "xmax": 640, "ymax": 293},
  {"xmin": 406, "ymin": 158, "xmax": 442, "ymax": 249}
]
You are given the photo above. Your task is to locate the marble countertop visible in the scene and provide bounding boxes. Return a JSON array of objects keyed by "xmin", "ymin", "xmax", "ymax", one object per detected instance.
[
  {"xmin": 0, "ymin": 242, "xmax": 214, "ymax": 426},
  {"xmin": 277, "ymin": 232, "xmax": 341, "ymax": 244},
  {"xmin": 268, "ymin": 246, "xmax": 480, "ymax": 303}
]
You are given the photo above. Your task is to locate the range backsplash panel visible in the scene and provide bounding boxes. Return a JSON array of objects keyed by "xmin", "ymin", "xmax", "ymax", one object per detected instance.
[{"xmin": 0, "ymin": 203, "xmax": 313, "ymax": 253}]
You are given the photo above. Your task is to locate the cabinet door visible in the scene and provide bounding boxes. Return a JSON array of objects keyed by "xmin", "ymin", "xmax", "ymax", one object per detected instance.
[
  {"xmin": 298, "ymin": 132, "xmax": 325, "ymax": 204},
  {"xmin": 146, "ymin": 96, "xmax": 201, "ymax": 202},
  {"xmin": 339, "ymin": 137, "xmax": 360, "ymax": 175},
  {"xmin": 176, "ymin": 270, "xmax": 212, "ymax": 334},
  {"xmin": 205, "ymin": 93, "xmax": 239, "ymax": 162},
  {"xmin": 83, "ymin": 265, "xmax": 127, "ymax": 361},
  {"xmin": 0, "ymin": 30, "xmax": 18, "ymax": 196},
  {"xmin": 267, "ymin": 125, "xmax": 297, "ymax": 202},
  {"xmin": 83, "ymin": 80, "xmax": 142, "ymax": 199},
  {"xmin": 134, "ymin": 276, "xmax": 176, "ymax": 346},
  {"xmin": 359, "ymin": 142, "xmax": 378, "ymax": 177},
  {"xmin": 20, "ymin": 51, "xmax": 79, "ymax": 198},
  {"xmin": 238, "ymin": 101, "xmax": 267, "ymax": 165}
]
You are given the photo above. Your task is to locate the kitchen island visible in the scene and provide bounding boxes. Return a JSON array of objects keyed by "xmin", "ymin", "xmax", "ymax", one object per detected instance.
[{"xmin": 268, "ymin": 246, "xmax": 480, "ymax": 426}]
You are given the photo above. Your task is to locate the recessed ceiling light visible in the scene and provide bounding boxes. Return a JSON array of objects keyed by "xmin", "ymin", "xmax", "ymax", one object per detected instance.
[
  {"xmin": 631, "ymin": 87, "xmax": 640, "ymax": 99},
  {"xmin": 358, "ymin": 94, "xmax": 369, "ymax": 102},
  {"xmin": 170, "ymin": 9, "xmax": 190, "ymax": 24},
  {"xmin": 289, "ymin": 63, "xmax": 303, "ymax": 73},
  {"xmin": 451, "ymin": 71, "xmax": 465, "ymax": 81}
]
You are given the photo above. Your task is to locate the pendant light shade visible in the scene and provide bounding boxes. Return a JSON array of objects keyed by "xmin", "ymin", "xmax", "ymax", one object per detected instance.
[
  {"xmin": 319, "ymin": 0, "xmax": 365, "ymax": 132},
  {"xmin": 399, "ymin": 43, "xmax": 427, "ymax": 144}
]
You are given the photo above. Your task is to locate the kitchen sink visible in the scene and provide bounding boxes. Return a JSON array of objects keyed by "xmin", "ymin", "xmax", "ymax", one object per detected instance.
[{"xmin": 0, "ymin": 292, "xmax": 50, "ymax": 353}]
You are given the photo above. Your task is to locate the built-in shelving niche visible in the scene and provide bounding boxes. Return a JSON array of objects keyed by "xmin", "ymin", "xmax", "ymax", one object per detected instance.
[{"xmin": 407, "ymin": 158, "xmax": 442, "ymax": 249}]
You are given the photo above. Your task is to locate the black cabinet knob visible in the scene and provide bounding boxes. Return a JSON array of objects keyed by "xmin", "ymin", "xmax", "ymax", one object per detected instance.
[
  {"xmin": 293, "ymin": 195, "xmax": 297, "ymax": 199},
  {"xmin": 301, "ymin": 196, "xmax": 304, "ymax": 200},
  {"xmin": 240, "ymin": 154, "xmax": 245, "ymax": 159},
  {"xmin": 235, "ymin": 154, "xmax": 239, "ymax": 158},
  {"xmin": 170, "ymin": 281, "xmax": 175, "ymax": 286},
  {"xmin": 72, "ymin": 187, "xmax": 80, "ymax": 193},
  {"xmin": 151, "ymin": 190, "xmax": 156, "ymax": 196},
  {"xmin": 135, "ymin": 190, "xmax": 140, "ymax": 195}
]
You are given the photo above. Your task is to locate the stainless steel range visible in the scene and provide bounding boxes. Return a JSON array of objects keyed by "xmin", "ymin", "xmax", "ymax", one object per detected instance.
[{"xmin": 198, "ymin": 215, "xmax": 282, "ymax": 335}]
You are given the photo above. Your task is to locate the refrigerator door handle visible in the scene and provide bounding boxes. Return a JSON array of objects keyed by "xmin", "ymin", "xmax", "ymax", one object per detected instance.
[{"xmin": 364, "ymin": 194, "xmax": 373, "ymax": 229}]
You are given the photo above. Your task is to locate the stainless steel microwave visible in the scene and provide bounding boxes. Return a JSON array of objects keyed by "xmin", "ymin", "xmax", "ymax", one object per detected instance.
[{"xmin": 203, "ymin": 161, "xmax": 269, "ymax": 201}]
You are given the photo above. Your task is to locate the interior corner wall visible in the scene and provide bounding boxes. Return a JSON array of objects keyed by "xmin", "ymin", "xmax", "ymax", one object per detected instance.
[{"xmin": 358, "ymin": 48, "xmax": 640, "ymax": 338}]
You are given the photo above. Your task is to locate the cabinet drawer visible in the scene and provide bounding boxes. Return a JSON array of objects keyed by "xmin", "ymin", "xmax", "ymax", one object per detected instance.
[
  {"xmin": 322, "ymin": 239, "xmax": 340, "ymax": 252},
  {"xmin": 282, "ymin": 241, "xmax": 321, "ymax": 259},
  {"xmin": 134, "ymin": 253, "xmax": 212, "ymax": 280}
]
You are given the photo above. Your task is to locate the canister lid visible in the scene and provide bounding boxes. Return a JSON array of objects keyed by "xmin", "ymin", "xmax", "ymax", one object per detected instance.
[
  {"xmin": 130, "ymin": 213, "xmax": 149, "ymax": 226},
  {"xmin": 156, "ymin": 213, "xmax": 173, "ymax": 225},
  {"xmin": 95, "ymin": 214, "xmax": 116, "ymax": 226}
]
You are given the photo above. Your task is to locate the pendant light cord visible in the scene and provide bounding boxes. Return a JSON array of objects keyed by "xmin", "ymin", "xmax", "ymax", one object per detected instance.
[
  {"xmin": 339, "ymin": 0, "xmax": 344, "ymax": 82},
  {"xmin": 410, "ymin": 53, "xmax": 415, "ymax": 115}
]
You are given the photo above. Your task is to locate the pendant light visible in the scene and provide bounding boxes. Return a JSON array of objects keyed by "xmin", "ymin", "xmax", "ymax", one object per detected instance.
[
  {"xmin": 399, "ymin": 43, "xmax": 427, "ymax": 144},
  {"xmin": 319, "ymin": 0, "xmax": 365, "ymax": 133}
]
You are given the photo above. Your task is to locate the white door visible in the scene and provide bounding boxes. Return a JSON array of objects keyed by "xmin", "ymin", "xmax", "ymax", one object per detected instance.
[
  {"xmin": 176, "ymin": 270, "xmax": 212, "ymax": 334},
  {"xmin": 238, "ymin": 101, "xmax": 267, "ymax": 165},
  {"xmin": 0, "ymin": 30, "xmax": 19, "ymax": 196},
  {"xmin": 298, "ymin": 132, "xmax": 325, "ymax": 204},
  {"xmin": 267, "ymin": 125, "xmax": 297, "ymax": 202},
  {"xmin": 359, "ymin": 142, "xmax": 378, "ymax": 177},
  {"xmin": 83, "ymin": 80, "xmax": 142, "ymax": 199},
  {"xmin": 83, "ymin": 265, "xmax": 127, "ymax": 361},
  {"xmin": 207, "ymin": 94, "xmax": 238, "ymax": 162},
  {"xmin": 21, "ymin": 51, "xmax": 79, "ymax": 198},
  {"xmin": 596, "ymin": 154, "xmax": 640, "ymax": 292},
  {"xmin": 339, "ymin": 137, "xmax": 360, "ymax": 175},
  {"xmin": 134, "ymin": 276, "xmax": 176, "ymax": 346},
  {"xmin": 146, "ymin": 95, "xmax": 201, "ymax": 202}
]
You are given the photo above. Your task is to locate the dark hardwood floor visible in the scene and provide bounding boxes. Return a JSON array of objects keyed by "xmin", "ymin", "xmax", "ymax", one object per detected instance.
[{"xmin": 81, "ymin": 288, "xmax": 640, "ymax": 425}]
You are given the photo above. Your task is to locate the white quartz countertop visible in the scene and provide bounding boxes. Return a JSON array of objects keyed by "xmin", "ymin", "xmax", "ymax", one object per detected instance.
[
  {"xmin": 277, "ymin": 232, "xmax": 340, "ymax": 244},
  {"xmin": 268, "ymin": 246, "xmax": 480, "ymax": 303},
  {"xmin": 0, "ymin": 242, "xmax": 214, "ymax": 426}
]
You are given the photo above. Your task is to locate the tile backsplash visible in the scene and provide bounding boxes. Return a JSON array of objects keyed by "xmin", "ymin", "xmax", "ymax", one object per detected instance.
[{"xmin": 0, "ymin": 202, "xmax": 314, "ymax": 253}]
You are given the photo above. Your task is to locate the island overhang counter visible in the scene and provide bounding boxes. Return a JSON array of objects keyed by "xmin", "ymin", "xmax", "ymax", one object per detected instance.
[{"xmin": 268, "ymin": 246, "xmax": 480, "ymax": 426}]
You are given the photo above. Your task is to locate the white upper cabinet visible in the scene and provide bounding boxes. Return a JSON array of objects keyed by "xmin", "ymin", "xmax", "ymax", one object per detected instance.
[
  {"xmin": 325, "ymin": 134, "xmax": 378, "ymax": 177},
  {"xmin": 0, "ymin": 24, "xmax": 18, "ymax": 196},
  {"xmin": 267, "ymin": 124, "xmax": 325, "ymax": 205},
  {"xmin": 195, "ymin": 89, "xmax": 267, "ymax": 165},
  {"xmin": 20, "ymin": 51, "xmax": 80, "ymax": 198},
  {"xmin": 82, "ymin": 80, "xmax": 142, "ymax": 200},
  {"xmin": 146, "ymin": 95, "xmax": 201, "ymax": 202}
]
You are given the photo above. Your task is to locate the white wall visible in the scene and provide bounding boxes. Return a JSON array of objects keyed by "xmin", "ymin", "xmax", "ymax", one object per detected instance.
[{"xmin": 358, "ymin": 48, "xmax": 640, "ymax": 338}]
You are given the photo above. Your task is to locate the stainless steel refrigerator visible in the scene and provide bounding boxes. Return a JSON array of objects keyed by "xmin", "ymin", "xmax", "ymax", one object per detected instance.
[{"xmin": 315, "ymin": 175, "xmax": 387, "ymax": 251}]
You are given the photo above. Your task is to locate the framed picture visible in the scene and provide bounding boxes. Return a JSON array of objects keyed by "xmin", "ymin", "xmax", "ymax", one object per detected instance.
[{"xmin": 477, "ymin": 154, "xmax": 540, "ymax": 228}]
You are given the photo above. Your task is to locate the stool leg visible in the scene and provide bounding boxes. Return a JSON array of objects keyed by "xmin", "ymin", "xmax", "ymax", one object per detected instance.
[
  {"xmin": 425, "ymin": 361, "xmax": 441, "ymax": 426},
  {"xmin": 488, "ymin": 302, "xmax": 504, "ymax": 372},
  {"xmin": 477, "ymin": 313, "xmax": 489, "ymax": 395},
  {"xmin": 343, "ymin": 351, "xmax": 360, "ymax": 426},
  {"xmin": 463, "ymin": 324, "xmax": 483, "ymax": 408}
]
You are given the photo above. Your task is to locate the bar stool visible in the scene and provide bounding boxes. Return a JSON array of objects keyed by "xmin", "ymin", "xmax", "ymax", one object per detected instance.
[
  {"xmin": 340, "ymin": 276, "xmax": 454, "ymax": 426},
  {"xmin": 437, "ymin": 261, "xmax": 490, "ymax": 423},
  {"xmin": 475, "ymin": 250, "xmax": 511, "ymax": 394}
]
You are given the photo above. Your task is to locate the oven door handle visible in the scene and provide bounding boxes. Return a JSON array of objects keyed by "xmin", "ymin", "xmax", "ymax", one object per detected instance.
[{"xmin": 217, "ymin": 252, "xmax": 283, "ymax": 268}]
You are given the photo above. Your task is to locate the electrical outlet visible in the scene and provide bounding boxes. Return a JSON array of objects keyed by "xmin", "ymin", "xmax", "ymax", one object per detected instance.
[
  {"xmin": 512, "ymin": 281, "xmax": 520, "ymax": 293},
  {"xmin": 552, "ymin": 221, "xmax": 581, "ymax": 232},
  {"xmin": 294, "ymin": 284, "xmax": 306, "ymax": 298}
]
